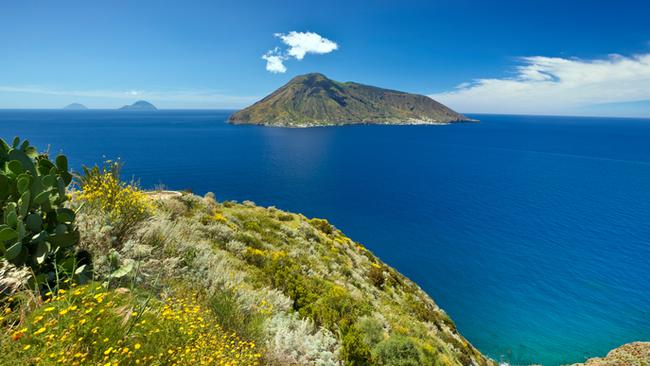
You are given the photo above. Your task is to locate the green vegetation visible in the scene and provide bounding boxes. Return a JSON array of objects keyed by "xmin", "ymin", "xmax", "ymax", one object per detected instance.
[
  {"xmin": 1, "ymin": 285, "xmax": 261, "ymax": 365},
  {"xmin": 229, "ymin": 73, "xmax": 471, "ymax": 127},
  {"xmin": 0, "ymin": 137, "xmax": 494, "ymax": 365},
  {"xmin": 0, "ymin": 138, "xmax": 81, "ymax": 288}
]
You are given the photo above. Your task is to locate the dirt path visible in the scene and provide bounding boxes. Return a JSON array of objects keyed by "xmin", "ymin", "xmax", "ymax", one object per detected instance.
[{"xmin": 146, "ymin": 190, "xmax": 183, "ymax": 200}]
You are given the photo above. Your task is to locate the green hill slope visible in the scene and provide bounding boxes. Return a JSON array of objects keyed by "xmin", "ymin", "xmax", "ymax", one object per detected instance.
[{"xmin": 83, "ymin": 193, "xmax": 493, "ymax": 365}]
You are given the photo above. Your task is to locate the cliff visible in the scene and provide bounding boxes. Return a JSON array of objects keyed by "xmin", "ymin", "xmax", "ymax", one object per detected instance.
[{"xmin": 571, "ymin": 342, "xmax": 650, "ymax": 366}]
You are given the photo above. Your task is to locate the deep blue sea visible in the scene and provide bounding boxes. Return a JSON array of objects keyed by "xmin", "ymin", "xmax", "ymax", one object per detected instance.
[{"xmin": 2, "ymin": 110, "xmax": 649, "ymax": 365}]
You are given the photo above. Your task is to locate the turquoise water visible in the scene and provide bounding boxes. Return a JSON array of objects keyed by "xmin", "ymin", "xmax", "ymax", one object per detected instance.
[{"xmin": 1, "ymin": 110, "xmax": 649, "ymax": 365}]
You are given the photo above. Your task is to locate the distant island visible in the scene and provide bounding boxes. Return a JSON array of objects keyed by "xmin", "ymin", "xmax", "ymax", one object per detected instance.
[
  {"xmin": 229, "ymin": 72, "xmax": 472, "ymax": 127},
  {"xmin": 63, "ymin": 103, "xmax": 88, "ymax": 110},
  {"xmin": 118, "ymin": 100, "xmax": 157, "ymax": 111}
]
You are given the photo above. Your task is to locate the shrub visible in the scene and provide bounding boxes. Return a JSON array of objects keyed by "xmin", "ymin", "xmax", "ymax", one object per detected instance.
[
  {"xmin": 1, "ymin": 284, "xmax": 262, "ymax": 365},
  {"xmin": 357, "ymin": 316, "xmax": 386, "ymax": 345},
  {"xmin": 340, "ymin": 323, "xmax": 373, "ymax": 365},
  {"xmin": 368, "ymin": 263, "xmax": 385, "ymax": 288},
  {"xmin": 0, "ymin": 137, "xmax": 82, "ymax": 288},
  {"xmin": 264, "ymin": 311, "xmax": 340, "ymax": 366},
  {"xmin": 277, "ymin": 213, "xmax": 294, "ymax": 222},
  {"xmin": 372, "ymin": 335, "xmax": 423, "ymax": 366},
  {"xmin": 310, "ymin": 218, "xmax": 334, "ymax": 235},
  {"xmin": 76, "ymin": 161, "xmax": 152, "ymax": 243},
  {"xmin": 208, "ymin": 287, "xmax": 266, "ymax": 342},
  {"xmin": 0, "ymin": 259, "xmax": 30, "ymax": 297}
]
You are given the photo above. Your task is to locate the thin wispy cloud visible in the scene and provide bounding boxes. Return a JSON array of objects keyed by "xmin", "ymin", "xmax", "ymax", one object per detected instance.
[
  {"xmin": 262, "ymin": 31, "xmax": 338, "ymax": 73},
  {"xmin": 431, "ymin": 53, "xmax": 650, "ymax": 116},
  {"xmin": 0, "ymin": 85, "xmax": 259, "ymax": 108}
]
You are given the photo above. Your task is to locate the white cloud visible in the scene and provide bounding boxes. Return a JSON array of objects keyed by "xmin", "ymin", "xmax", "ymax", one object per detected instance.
[
  {"xmin": 430, "ymin": 53, "xmax": 650, "ymax": 116},
  {"xmin": 275, "ymin": 31, "xmax": 338, "ymax": 60},
  {"xmin": 262, "ymin": 48, "xmax": 287, "ymax": 73},
  {"xmin": 262, "ymin": 31, "xmax": 338, "ymax": 73}
]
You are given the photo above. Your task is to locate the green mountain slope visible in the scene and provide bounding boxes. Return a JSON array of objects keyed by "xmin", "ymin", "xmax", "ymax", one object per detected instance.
[
  {"xmin": 76, "ymin": 192, "xmax": 494, "ymax": 365},
  {"xmin": 229, "ymin": 73, "xmax": 471, "ymax": 127}
]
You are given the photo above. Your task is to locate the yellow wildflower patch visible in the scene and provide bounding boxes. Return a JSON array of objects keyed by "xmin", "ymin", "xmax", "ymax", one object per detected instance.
[
  {"xmin": 77, "ymin": 166, "xmax": 154, "ymax": 224},
  {"xmin": 1, "ymin": 285, "xmax": 261, "ymax": 366}
]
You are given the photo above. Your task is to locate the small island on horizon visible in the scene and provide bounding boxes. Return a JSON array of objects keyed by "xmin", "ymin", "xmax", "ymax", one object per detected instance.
[
  {"xmin": 229, "ymin": 73, "xmax": 473, "ymax": 127},
  {"xmin": 63, "ymin": 102, "xmax": 88, "ymax": 110},
  {"xmin": 118, "ymin": 100, "xmax": 158, "ymax": 111}
]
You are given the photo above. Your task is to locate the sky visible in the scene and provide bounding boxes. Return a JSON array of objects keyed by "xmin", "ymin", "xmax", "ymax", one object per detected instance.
[{"xmin": 1, "ymin": 0, "xmax": 650, "ymax": 116}]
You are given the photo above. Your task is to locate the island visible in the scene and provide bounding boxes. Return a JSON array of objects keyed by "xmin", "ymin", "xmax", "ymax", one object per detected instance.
[
  {"xmin": 63, "ymin": 103, "xmax": 88, "ymax": 110},
  {"xmin": 229, "ymin": 72, "xmax": 472, "ymax": 127},
  {"xmin": 118, "ymin": 100, "xmax": 157, "ymax": 111}
]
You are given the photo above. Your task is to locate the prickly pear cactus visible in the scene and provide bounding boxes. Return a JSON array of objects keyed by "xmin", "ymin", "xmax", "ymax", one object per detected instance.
[{"xmin": 0, "ymin": 137, "xmax": 80, "ymax": 285}]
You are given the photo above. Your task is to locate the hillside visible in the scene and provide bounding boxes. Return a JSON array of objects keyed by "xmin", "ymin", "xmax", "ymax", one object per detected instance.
[
  {"xmin": 72, "ymin": 193, "xmax": 493, "ymax": 365},
  {"xmin": 229, "ymin": 73, "xmax": 471, "ymax": 127},
  {"xmin": 0, "ymin": 189, "xmax": 493, "ymax": 365}
]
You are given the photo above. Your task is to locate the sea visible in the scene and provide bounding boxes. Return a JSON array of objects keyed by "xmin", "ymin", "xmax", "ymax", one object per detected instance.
[{"xmin": 1, "ymin": 110, "xmax": 649, "ymax": 365}]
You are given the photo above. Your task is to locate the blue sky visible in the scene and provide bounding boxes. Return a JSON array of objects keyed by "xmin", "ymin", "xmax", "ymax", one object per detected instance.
[{"xmin": 2, "ymin": 0, "xmax": 650, "ymax": 116}]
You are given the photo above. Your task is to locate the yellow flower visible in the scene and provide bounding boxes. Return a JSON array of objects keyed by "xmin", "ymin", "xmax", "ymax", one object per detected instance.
[
  {"xmin": 23, "ymin": 345, "xmax": 31, "ymax": 351},
  {"xmin": 134, "ymin": 343, "xmax": 141, "ymax": 350}
]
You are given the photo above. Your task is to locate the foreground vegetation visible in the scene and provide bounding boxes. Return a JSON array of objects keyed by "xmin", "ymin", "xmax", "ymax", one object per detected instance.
[{"xmin": 0, "ymin": 138, "xmax": 493, "ymax": 365}]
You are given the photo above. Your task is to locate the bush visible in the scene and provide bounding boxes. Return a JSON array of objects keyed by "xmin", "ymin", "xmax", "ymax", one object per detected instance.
[
  {"xmin": 373, "ymin": 336, "xmax": 423, "ymax": 366},
  {"xmin": 0, "ymin": 259, "xmax": 30, "ymax": 297},
  {"xmin": 368, "ymin": 263, "xmax": 385, "ymax": 288},
  {"xmin": 340, "ymin": 323, "xmax": 373, "ymax": 365},
  {"xmin": 208, "ymin": 287, "xmax": 265, "ymax": 342},
  {"xmin": 310, "ymin": 218, "xmax": 334, "ymax": 235},
  {"xmin": 264, "ymin": 312, "xmax": 340, "ymax": 366},
  {"xmin": 277, "ymin": 213, "xmax": 294, "ymax": 222},
  {"xmin": 76, "ymin": 161, "xmax": 153, "ymax": 243},
  {"xmin": 0, "ymin": 137, "xmax": 82, "ymax": 289}
]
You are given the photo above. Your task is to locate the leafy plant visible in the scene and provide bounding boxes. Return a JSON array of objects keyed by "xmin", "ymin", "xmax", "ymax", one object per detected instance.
[{"xmin": 0, "ymin": 137, "xmax": 81, "ymax": 287}]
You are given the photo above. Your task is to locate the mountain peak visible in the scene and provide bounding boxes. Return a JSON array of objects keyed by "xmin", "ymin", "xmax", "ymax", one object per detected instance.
[
  {"xmin": 229, "ymin": 74, "xmax": 470, "ymax": 127},
  {"xmin": 289, "ymin": 72, "xmax": 329, "ymax": 82}
]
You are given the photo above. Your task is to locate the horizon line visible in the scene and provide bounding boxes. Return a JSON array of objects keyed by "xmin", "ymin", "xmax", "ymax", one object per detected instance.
[{"xmin": 0, "ymin": 108, "xmax": 649, "ymax": 120}]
